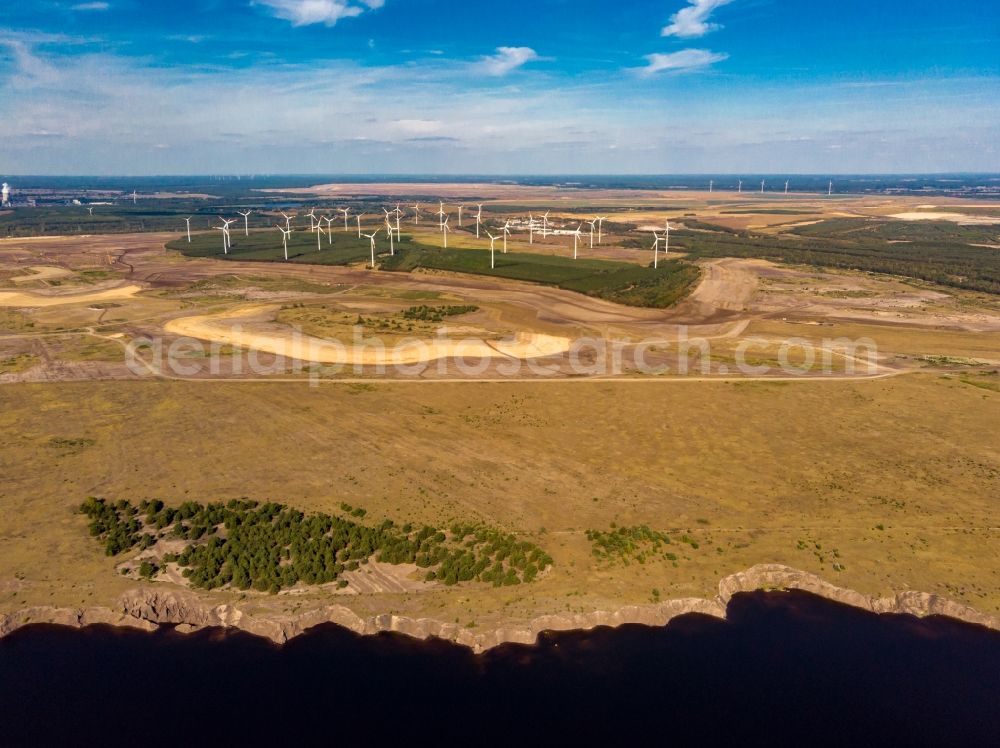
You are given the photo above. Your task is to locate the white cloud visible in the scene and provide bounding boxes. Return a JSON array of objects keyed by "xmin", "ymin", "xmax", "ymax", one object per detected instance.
[
  {"xmin": 71, "ymin": 2, "xmax": 110, "ymax": 10},
  {"xmin": 474, "ymin": 47, "xmax": 539, "ymax": 77},
  {"xmin": 639, "ymin": 48, "xmax": 728, "ymax": 75},
  {"xmin": 662, "ymin": 0, "xmax": 734, "ymax": 39},
  {"xmin": 255, "ymin": 0, "xmax": 384, "ymax": 27}
]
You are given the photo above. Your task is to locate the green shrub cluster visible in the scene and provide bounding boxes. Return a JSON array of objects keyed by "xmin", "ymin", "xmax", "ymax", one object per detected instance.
[
  {"xmin": 80, "ymin": 498, "xmax": 551, "ymax": 593},
  {"xmin": 586, "ymin": 525, "xmax": 697, "ymax": 565},
  {"xmin": 401, "ymin": 305, "xmax": 479, "ymax": 322}
]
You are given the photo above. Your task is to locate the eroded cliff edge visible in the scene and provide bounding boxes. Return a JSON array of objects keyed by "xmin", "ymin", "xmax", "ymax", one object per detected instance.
[{"xmin": 3, "ymin": 564, "xmax": 998, "ymax": 653}]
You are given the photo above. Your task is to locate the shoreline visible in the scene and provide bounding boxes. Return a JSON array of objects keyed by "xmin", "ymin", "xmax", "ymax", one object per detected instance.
[{"xmin": 3, "ymin": 564, "xmax": 998, "ymax": 653}]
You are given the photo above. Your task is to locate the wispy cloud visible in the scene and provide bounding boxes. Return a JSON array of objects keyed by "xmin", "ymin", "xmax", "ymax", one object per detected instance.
[
  {"xmin": 661, "ymin": 0, "xmax": 734, "ymax": 39},
  {"xmin": 70, "ymin": 2, "xmax": 110, "ymax": 10},
  {"xmin": 639, "ymin": 48, "xmax": 728, "ymax": 75},
  {"xmin": 255, "ymin": 0, "xmax": 384, "ymax": 28},
  {"xmin": 474, "ymin": 47, "xmax": 540, "ymax": 77}
]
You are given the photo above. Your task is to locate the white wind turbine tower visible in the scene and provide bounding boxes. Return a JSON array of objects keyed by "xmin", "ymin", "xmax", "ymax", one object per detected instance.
[
  {"xmin": 322, "ymin": 216, "xmax": 335, "ymax": 245},
  {"xmin": 217, "ymin": 217, "xmax": 236, "ymax": 253},
  {"xmin": 412, "ymin": 203, "xmax": 421, "ymax": 224},
  {"xmin": 540, "ymin": 211, "xmax": 551, "ymax": 237},
  {"xmin": 738, "ymin": 180, "xmax": 743, "ymax": 194},
  {"xmin": 357, "ymin": 214, "xmax": 364, "ymax": 238},
  {"xmin": 316, "ymin": 221, "xmax": 325, "ymax": 251},
  {"xmin": 339, "ymin": 207, "xmax": 351, "ymax": 231},
  {"xmin": 436, "ymin": 202, "xmax": 446, "ymax": 229},
  {"xmin": 828, "ymin": 180, "xmax": 833, "ymax": 196},
  {"xmin": 485, "ymin": 229, "xmax": 498, "ymax": 269},
  {"xmin": 475, "ymin": 204, "xmax": 484, "ymax": 239},
  {"xmin": 362, "ymin": 230, "xmax": 379, "ymax": 268},
  {"xmin": 441, "ymin": 216, "xmax": 451, "ymax": 248},
  {"xmin": 457, "ymin": 205, "xmax": 464, "ymax": 227},
  {"xmin": 306, "ymin": 209, "xmax": 319, "ymax": 233},
  {"xmin": 597, "ymin": 216, "xmax": 608, "ymax": 244},
  {"xmin": 281, "ymin": 212, "xmax": 294, "ymax": 231},
  {"xmin": 215, "ymin": 225, "xmax": 232, "ymax": 255},
  {"xmin": 651, "ymin": 230, "xmax": 664, "ymax": 269},
  {"xmin": 572, "ymin": 224, "xmax": 584, "ymax": 260},
  {"xmin": 132, "ymin": 190, "xmax": 137, "ymax": 205},
  {"xmin": 587, "ymin": 219, "xmax": 597, "ymax": 249},
  {"xmin": 784, "ymin": 180, "xmax": 790, "ymax": 195},
  {"xmin": 528, "ymin": 213, "xmax": 536, "ymax": 244},
  {"xmin": 709, "ymin": 180, "xmax": 714, "ymax": 193},
  {"xmin": 184, "ymin": 217, "xmax": 192, "ymax": 243},
  {"xmin": 87, "ymin": 206, "xmax": 94, "ymax": 216},
  {"xmin": 502, "ymin": 220, "xmax": 511, "ymax": 253},
  {"xmin": 664, "ymin": 220, "xmax": 672, "ymax": 258},
  {"xmin": 760, "ymin": 179, "xmax": 766, "ymax": 194},
  {"xmin": 384, "ymin": 210, "xmax": 396, "ymax": 255},
  {"xmin": 276, "ymin": 226, "xmax": 292, "ymax": 261},
  {"xmin": 238, "ymin": 210, "xmax": 252, "ymax": 236}
]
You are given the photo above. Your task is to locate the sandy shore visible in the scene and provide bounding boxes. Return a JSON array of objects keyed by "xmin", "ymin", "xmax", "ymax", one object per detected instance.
[
  {"xmin": 0, "ymin": 283, "xmax": 144, "ymax": 307},
  {"xmin": 164, "ymin": 304, "xmax": 573, "ymax": 365}
]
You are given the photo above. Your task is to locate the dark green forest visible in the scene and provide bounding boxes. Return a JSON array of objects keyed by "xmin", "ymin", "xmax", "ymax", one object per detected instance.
[{"xmin": 80, "ymin": 497, "xmax": 553, "ymax": 593}]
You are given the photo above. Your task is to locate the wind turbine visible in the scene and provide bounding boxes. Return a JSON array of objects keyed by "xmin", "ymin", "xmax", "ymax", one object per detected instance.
[
  {"xmin": 87, "ymin": 206, "xmax": 94, "ymax": 217},
  {"xmin": 587, "ymin": 219, "xmax": 597, "ymax": 249},
  {"xmin": 595, "ymin": 216, "xmax": 607, "ymax": 245},
  {"xmin": 738, "ymin": 180, "xmax": 743, "ymax": 194},
  {"xmin": 184, "ymin": 217, "xmax": 192, "ymax": 243},
  {"xmin": 322, "ymin": 216, "xmax": 335, "ymax": 245},
  {"xmin": 276, "ymin": 225, "xmax": 292, "ymax": 261},
  {"xmin": 486, "ymin": 229, "xmax": 498, "ymax": 269},
  {"xmin": 828, "ymin": 180, "xmax": 833, "ymax": 196},
  {"xmin": 412, "ymin": 203, "xmax": 420, "ymax": 224},
  {"xmin": 214, "ymin": 226, "xmax": 230, "ymax": 254},
  {"xmin": 281, "ymin": 212, "xmax": 293, "ymax": 231},
  {"xmin": 709, "ymin": 180, "xmax": 714, "ymax": 193},
  {"xmin": 664, "ymin": 220, "xmax": 672, "ymax": 258},
  {"xmin": 457, "ymin": 205, "xmax": 464, "ymax": 227},
  {"xmin": 540, "ymin": 211, "xmax": 551, "ymax": 237},
  {"xmin": 572, "ymin": 224, "xmax": 584, "ymax": 260},
  {"xmin": 238, "ymin": 210, "xmax": 252, "ymax": 236},
  {"xmin": 475, "ymin": 204, "xmax": 484, "ymax": 239},
  {"xmin": 316, "ymin": 220, "xmax": 325, "ymax": 251},
  {"xmin": 652, "ymin": 231, "xmax": 664, "ymax": 269},
  {"xmin": 132, "ymin": 190, "xmax": 137, "ymax": 205},
  {"xmin": 441, "ymin": 216, "xmax": 451, "ymax": 248},
  {"xmin": 217, "ymin": 217, "xmax": 236, "ymax": 253},
  {"xmin": 784, "ymin": 180, "xmax": 790, "ymax": 195},
  {"xmin": 436, "ymin": 201, "xmax": 446, "ymax": 229},
  {"xmin": 760, "ymin": 179, "xmax": 766, "ymax": 194},
  {"xmin": 384, "ymin": 211, "xmax": 396, "ymax": 255},
  {"xmin": 502, "ymin": 220, "xmax": 511, "ymax": 253},
  {"xmin": 528, "ymin": 213, "xmax": 536, "ymax": 244},
  {"xmin": 306, "ymin": 208, "xmax": 318, "ymax": 233},
  {"xmin": 362, "ymin": 230, "xmax": 379, "ymax": 268},
  {"xmin": 340, "ymin": 207, "xmax": 351, "ymax": 231},
  {"xmin": 357, "ymin": 214, "xmax": 363, "ymax": 238}
]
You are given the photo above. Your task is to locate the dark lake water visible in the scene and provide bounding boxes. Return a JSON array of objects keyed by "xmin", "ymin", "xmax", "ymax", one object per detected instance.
[{"xmin": 2, "ymin": 591, "xmax": 999, "ymax": 746}]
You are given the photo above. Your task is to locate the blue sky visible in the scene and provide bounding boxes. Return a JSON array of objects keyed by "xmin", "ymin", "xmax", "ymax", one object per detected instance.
[{"xmin": 1, "ymin": 0, "xmax": 998, "ymax": 175}]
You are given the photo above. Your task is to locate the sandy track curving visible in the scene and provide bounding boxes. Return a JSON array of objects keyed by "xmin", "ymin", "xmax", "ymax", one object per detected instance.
[
  {"xmin": 0, "ymin": 283, "xmax": 144, "ymax": 307},
  {"xmin": 164, "ymin": 304, "xmax": 572, "ymax": 365},
  {"xmin": 10, "ymin": 265, "xmax": 75, "ymax": 284}
]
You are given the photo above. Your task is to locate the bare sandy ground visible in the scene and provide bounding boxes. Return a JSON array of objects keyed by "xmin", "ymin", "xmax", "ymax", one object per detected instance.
[
  {"xmin": 164, "ymin": 304, "xmax": 573, "ymax": 365},
  {"xmin": 0, "ymin": 283, "xmax": 144, "ymax": 308},
  {"xmin": 10, "ymin": 266, "xmax": 75, "ymax": 284},
  {"xmin": 889, "ymin": 212, "xmax": 1000, "ymax": 225}
]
